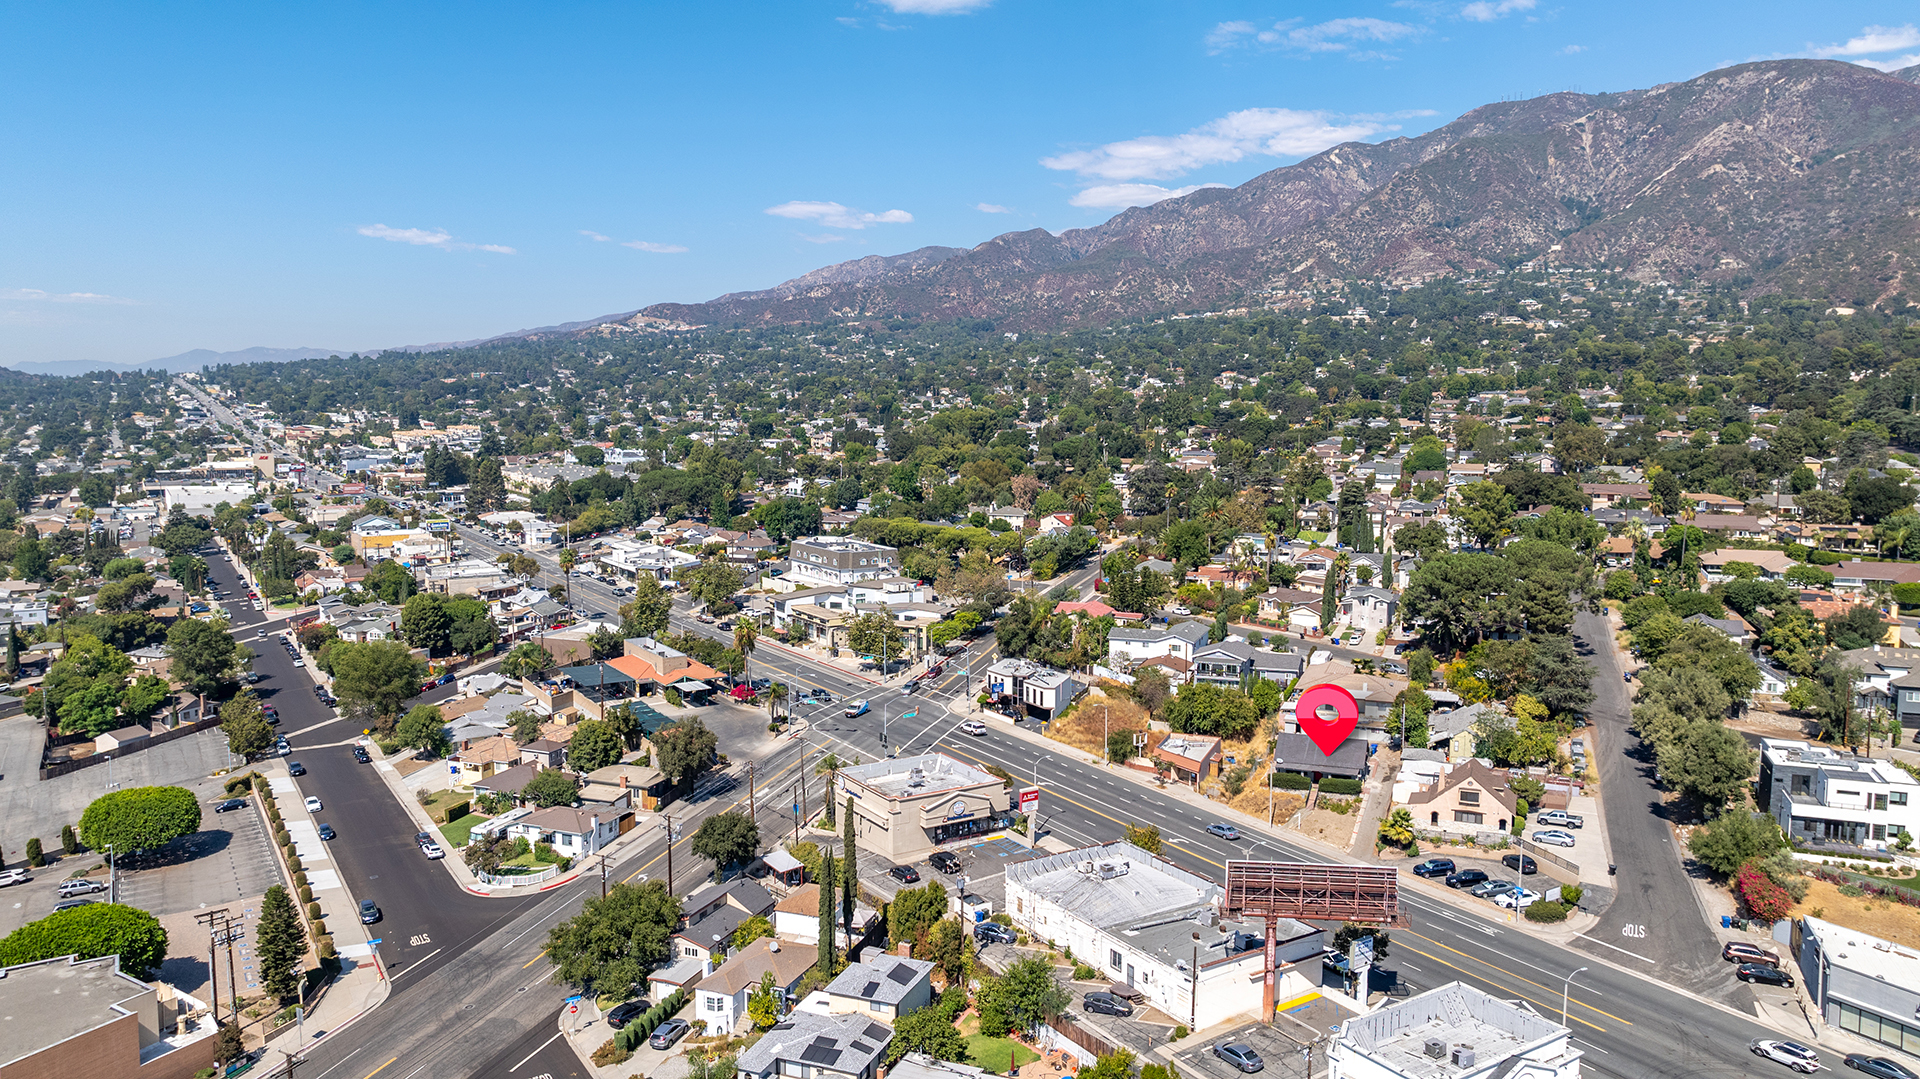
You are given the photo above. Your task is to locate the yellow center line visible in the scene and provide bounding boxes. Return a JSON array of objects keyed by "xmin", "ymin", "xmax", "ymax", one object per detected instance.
[
  {"xmin": 363, "ymin": 1057, "xmax": 398, "ymax": 1079},
  {"xmin": 1398, "ymin": 941, "xmax": 1609, "ymax": 1032},
  {"xmin": 521, "ymin": 947, "xmax": 548, "ymax": 970},
  {"xmin": 1397, "ymin": 925, "xmax": 1635, "ymax": 1021},
  {"xmin": 618, "ymin": 754, "xmax": 809, "ymax": 885}
]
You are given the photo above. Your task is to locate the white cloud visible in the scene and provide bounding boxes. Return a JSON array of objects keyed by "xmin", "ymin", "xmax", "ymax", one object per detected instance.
[
  {"xmin": 1560, "ymin": 44, "xmax": 1586, "ymax": 54},
  {"xmin": 1069, "ymin": 183, "xmax": 1230, "ymax": 210},
  {"xmin": 799, "ymin": 233, "xmax": 848, "ymax": 244},
  {"xmin": 622, "ymin": 240, "xmax": 689, "ymax": 253},
  {"xmin": 1812, "ymin": 24, "xmax": 1920, "ymax": 57},
  {"xmin": 1207, "ymin": 16, "xmax": 1420, "ymax": 57},
  {"xmin": 357, "ymin": 223, "xmax": 515, "ymax": 254},
  {"xmin": 765, "ymin": 201, "xmax": 914, "ymax": 229},
  {"xmin": 976, "ymin": 202, "xmax": 1012, "ymax": 213},
  {"xmin": 1461, "ymin": 0, "xmax": 1536, "ymax": 22},
  {"xmin": 1042, "ymin": 107, "xmax": 1410, "ymax": 182},
  {"xmin": 876, "ymin": 0, "xmax": 990, "ymax": 12},
  {"xmin": 579, "ymin": 230, "xmax": 613, "ymax": 242},
  {"xmin": 0, "ymin": 288, "xmax": 135, "ymax": 304}
]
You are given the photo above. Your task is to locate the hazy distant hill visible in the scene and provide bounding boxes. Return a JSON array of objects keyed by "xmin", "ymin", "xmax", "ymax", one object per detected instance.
[
  {"xmin": 629, "ymin": 59, "xmax": 1920, "ymax": 331},
  {"xmin": 7, "ymin": 345, "xmax": 349, "ymax": 378}
]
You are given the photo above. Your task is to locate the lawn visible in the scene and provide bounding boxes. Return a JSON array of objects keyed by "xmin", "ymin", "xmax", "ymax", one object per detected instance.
[
  {"xmin": 964, "ymin": 1036, "xmax": 1040, "ymax": 1075},
  {"xmin": 440, "ymin": 813, "xmax": 487, "ymax": 848},
  {"xmin": 420, "ymin": 788, "xmax": 468, "ymax": 822}
]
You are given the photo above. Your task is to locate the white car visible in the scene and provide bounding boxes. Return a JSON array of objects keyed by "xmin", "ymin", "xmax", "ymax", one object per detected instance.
[
  {"xmin": 1750, "ymin": 1039, "xmax": 1822, "ymax": 1073},
  {"xmin": 421, "ymin": 842, "xmax": 446, "ymax": 860},
  {"xmin": 304, "ymin": 796, "xmax": 323, "ymax": 813},
  {"xmin": 1492, "ymin": 888, "xmax": 1542, "ymax": 909},
  {"xmin": 1532, "ymin": 829, "xmax": 1577, "ymax": 848},
  {"xmin": 960, "ymin": 720, "xmax": 988, "ymax": 736}
]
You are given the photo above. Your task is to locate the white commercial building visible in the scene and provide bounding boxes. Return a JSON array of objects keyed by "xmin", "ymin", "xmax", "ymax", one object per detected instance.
[
  {"xmin": 786, "ymin": 536, "xmax": 900, "ymax": 588},
  {"xmin": 1759, "ymin": 738, "xmax": 1920, "ymax": 851},
  {"xmin": 1004, "ymin": 842, "xmax": 1324, "ymax": 1029},
  {"xmin": 1328, "ymin": 981, "xmax": 1581, "ymax": 1079}
]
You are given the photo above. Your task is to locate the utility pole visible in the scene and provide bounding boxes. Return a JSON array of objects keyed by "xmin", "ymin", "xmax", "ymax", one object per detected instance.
[
  {"xmin": 663, "ymin": 813, "xmax": 674, "ymax": 897},
  {"xmin": 195, "ymin": 909, "xmax": 230, "ymax": 1025},
  {"xmin": 600, "ymin": 855, "xmax": 609, "ymax": 900},
  {"xmin": 791, "ymin": 782, "xmax": 802, "ymax": 845},
  {"xmin": 746, "ymin": 760, "xmax": 756, "ymax": 819}
]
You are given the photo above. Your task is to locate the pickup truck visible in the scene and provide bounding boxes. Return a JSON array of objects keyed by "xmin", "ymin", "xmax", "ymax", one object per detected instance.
[{"xmin": 1536, "ymin": 810, "xmax": 1585, "ymax": 829}]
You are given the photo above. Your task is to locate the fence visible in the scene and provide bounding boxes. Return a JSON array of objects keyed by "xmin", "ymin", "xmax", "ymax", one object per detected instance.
[
  {"xmin": 39, "ymin": 711, "xmax": 224, "ymax": 780},
  {"xmin": 1041, "ymin": 1012, "xmax": 1116, "ymax": 1061},
  {"xmin": 477, "ymin": 865, "xmax": 560, "ymax": 888}
]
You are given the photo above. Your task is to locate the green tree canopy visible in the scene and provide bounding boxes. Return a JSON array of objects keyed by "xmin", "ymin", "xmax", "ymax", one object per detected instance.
[
  {"xmin": 0, "ymin": 903, "xmax": 168, "ymax": 977},
  {"xmin": 655, "ymin": 718, "xmax": 718, "ymax": 782},
  {"xmin": 395, "ymin": 704, "xmax": 449, "ymax": 756},
  {"xmin": 544, "ymin": 880, "xmax": 681, "ymax": 994},
  {"xmin": 327, "ymin": 639, "xmax": 427, "ymax": 721},
  {"xmin": 78, "ymin": 786, "xmax": 201, "ymax": 855},
  {"xmin": 690, "ymin": 810, "xmax": 759, "ymax": 869},
  {"xmin": 567, "ymin": 719, "xmax": 624, "ymax": 772},
  {"xmin": 164, "ymin": 617, "xmax": 244, "ymax": 696},
  {"xmin": 525, "ymin": 767, "xmax": 582, "ymax": 808}
]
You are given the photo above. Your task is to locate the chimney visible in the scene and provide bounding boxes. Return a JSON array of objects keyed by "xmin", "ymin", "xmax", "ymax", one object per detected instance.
[{"xmin": 621, "ymin": 774, "xmax": 629, "ymax": 788}]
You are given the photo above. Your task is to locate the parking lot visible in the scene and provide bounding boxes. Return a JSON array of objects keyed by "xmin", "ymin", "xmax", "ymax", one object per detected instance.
[
  {"xmin": 1175, "ymin": 1016, "xmax": 1319, "ymax": 1079},
  {"xmin": 858, "ymin": 835, "xmax": 1041, "ymax": 908}
]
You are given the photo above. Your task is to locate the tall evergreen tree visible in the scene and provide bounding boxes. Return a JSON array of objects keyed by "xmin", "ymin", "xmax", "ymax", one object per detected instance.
[
  {"xmin": 841, "ymin": 797, "xmax": 857, "ymax": 946},
  {"xmin": 816, "ymin": 852, "xmax": 837, "ymax": 979},
  {"xmin": 254, "ymin": 884, "xmax": 304, "ymax": 1001}
]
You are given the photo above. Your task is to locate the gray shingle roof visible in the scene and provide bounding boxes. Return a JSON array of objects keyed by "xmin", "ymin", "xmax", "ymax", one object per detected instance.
[{"xmin": 824, "ymin": 956, "xmax": 933, "ymax": 1006}]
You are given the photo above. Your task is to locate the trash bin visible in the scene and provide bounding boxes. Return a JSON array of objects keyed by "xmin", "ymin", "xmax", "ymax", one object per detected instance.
[{"xmin": 1722, "ymin": 915, "xmax": 1732, "ymax": 929}]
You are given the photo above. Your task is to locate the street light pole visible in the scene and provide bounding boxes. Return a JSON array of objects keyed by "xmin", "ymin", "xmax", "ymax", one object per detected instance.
[
  {"xmin": 1029, "ymin": 755, "xmax": 1053, "ymax": 845},
  {"xmin": 1561, "ymin": 966, "xmax": 1588, "ymax": 1028},
  {"xmin": 1190, "ymin": 930, "xmax": 1201, "ymax": 1030}
]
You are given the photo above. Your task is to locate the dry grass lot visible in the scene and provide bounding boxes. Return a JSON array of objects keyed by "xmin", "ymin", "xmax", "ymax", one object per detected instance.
[{"xmin": 1793, "ymin": 878, "xmax": 1920, "ymax": 948}]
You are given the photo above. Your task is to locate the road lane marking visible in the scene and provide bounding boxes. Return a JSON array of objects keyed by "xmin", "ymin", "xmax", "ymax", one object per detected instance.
[
  {"xmin": 1403, "ymin": 931, "xmax": 1632, "ymax": 1025},
  {"xmin": 392, "ymin": 947, "xmax": 441, "ymax": 977},
  {"xmin": 1397, "ymin": 941, "xmax": 1609, "ymax": 1032},
  {"xmin": 511, "ymin": 1029, "xmax": 567, "ymax": 1072},
  {"xmin": 521, "ymin": 947, "xmax": 549, "ymax": 969},
  {"xmin": 1575, "ymin": 933, "xmax": 1656, "ymax": 964},
  {"xmin": 361, "ymin": 1059, "xmax": 398, "ymax": 1079}
]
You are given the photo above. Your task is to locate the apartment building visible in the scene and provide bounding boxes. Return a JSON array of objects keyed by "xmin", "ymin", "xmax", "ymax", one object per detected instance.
[
  {"xmin": 786, "ymin": 536, "xmax": 901, "ymax": 588},
  {"xmin": 1760, "ymin": 738, "xmax": 1920, "ymax": 851}
]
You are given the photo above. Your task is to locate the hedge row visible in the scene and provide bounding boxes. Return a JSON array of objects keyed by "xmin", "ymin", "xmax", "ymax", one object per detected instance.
[{"xmin": 613, "ymin": 988, "xmax": 690, "ymax": 1052}]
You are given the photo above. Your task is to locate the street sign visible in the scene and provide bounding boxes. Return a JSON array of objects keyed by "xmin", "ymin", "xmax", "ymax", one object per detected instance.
[{"xmin": 901, "ymin": 710, "xmax": 917, "ymax": 721}]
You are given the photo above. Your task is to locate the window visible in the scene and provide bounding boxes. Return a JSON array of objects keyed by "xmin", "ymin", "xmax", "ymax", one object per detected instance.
[
  {"xmin": 1894, "ymin": 792, "xmax": 1910, "ymax": 806},
  {"xmin": 1877, "ymin": 794, "xmax": 1889, "ymax": 811},
  {"xmin": 1110, "ymin": 949, "xmax": 1123, "ymax": 970},
  {"xmin": 1875, "ymin": 824, "xmax": 1888, "ymax": 841},
  {"xmin": 1453, "ymin": 811, "xmax": 1484, "ymax": 825},
  {"xmin": 1458, "ymin": 790, "xmax": 1481, "ymax": 806}
]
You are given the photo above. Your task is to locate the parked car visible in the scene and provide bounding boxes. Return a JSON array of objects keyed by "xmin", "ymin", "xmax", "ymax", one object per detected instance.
[
  {"xmin": 1536, "ymin": 810, "xmax": 1584, "ymax": 829},
  {"xmin": 1532, "ymin": 830, "xmax": 1577, "ymax": 848},
  {"xmin": 1738, "ymin": 963, "xmax": 1795, "ymax": 987},
  {"xmin": 305, "ymin": 796, "xmax": 323, "ymax": 813},
  {"xmin": 606, "ymin": 999, "xmax": 651, "ymax": 1029},
  {"xmin": 1445, "ymin": 869, "xmax": 1489, "ymax": 889},
  {"xmin": 960, "ymin": 719, "xmax": 988, "ymax": 736},
  {"xmin": 1469, "ymin": 878, "xmax": 1518, "ymax": 899},
  {"xmin": 359, "ymin": 899, "xmax": 381, "ymax": 924},
  {"xmin": 1409, "ymin": 858, "xmax": 1456, "ymax": 878},
  {"xmin": 0, "ymin": 868, "xmax": 29, "ymax": 887},
  {"xmin": 422, "ymin": 841, "xmax": 446, "ymax": 860},
  {"xmin": 53, "ymin": 898, "xmax": 95, "ymax": 912},
  {"xmin": 1846, "ymin": 1054, "xmax": 1920, "ymax": 1078},
  {"xmin": 317, "ymin": 824, "xmax": 336, "ymax": 841},
  {"xmin": 970, "ymin": 920, "xmax": 1016, "ymax": 945},
  {"xmin": 888, "ymin": 865, "xmax": 920, "ymax": 884},
  {"xmin": 1492, "ymin": 888, "xmax": 1543, "ymax": 910},
  {"xmin": 215, "ymin": 798, "xmax": 249, "ymax": 813},
  {"xmin": 57, "ymin": 878, "xmax": 107, "ymax": 898},
  {"xmin": 650, "ymin": 1018, "xmax": 691, "ymax": 1050},
  {"xmin": 845, "ymin": 700, "xmax": 871, "ymax": 718},
  {"xmin": 1082, "ymin": 992, "xmax": 1133, "ymax": 1017},
  {"xmin": 1751, "ymin": 1040, "xmax": 1821, "ymax": 1073},
  {"xmin": 1167, "ymin": 605, "xmax": 1191, "ymax": 617},
  {"xmin": 1205, "ymin": 823, "xmax": 1241, "ymax": 840},
  {"xmin": 1501, "ymin": 853, "xmax": 1538, "ymax": 875},
  {"xmin": 930, "ymin": 851, "xmax": 962, "ymax": 874},
  {"xmin": 1723, "ymin": 941, "xmax": 1782, "ymax": 965},
  {"xmin": 287, "ymin": 761, "xmax": 306, "ymax": 777},
  {"xmin": 353, "ymin": 747, "xmax": 372, "ymax": 763},
  {"xmin": 1213, "ymin": 1044, "xmax": 1264, "ymax": 1074}
]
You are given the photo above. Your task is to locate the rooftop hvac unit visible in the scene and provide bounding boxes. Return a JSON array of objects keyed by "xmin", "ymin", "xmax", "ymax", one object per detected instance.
[
  {"xmin": 1423, "ymin": 1038, "xmax": 1447, "ymax": 1059},
  {"xmin": 1079, "ymin": 861, "xmax": 1095, "ymax": 874},
  {"xmin": 1097, "ymin": 862, "xmax": 1121, "ymax": 879},
  {"xmin": 1451, "ymin": 1046, "xmax": 1476, "ymax": 1068}
]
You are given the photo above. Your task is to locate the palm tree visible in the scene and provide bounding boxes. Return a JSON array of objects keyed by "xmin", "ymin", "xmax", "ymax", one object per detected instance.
[
  {"xmin": 1068, "ymin": 486, "xmax": 1091, "ymax": 525},
  {"xmin": 767, "ymin": 682, "xmax": 788, "ymax": 723},
  {"xmin": 734, "ymin": 620, "xmax": 759, "ymax": 687},
  {"xmin": 1880, "ymin": 522, "xmax": 1912, "ymax": 562}
]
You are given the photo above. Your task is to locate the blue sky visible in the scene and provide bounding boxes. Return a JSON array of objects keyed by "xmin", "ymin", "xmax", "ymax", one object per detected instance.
[{"xmin": 5, "ymin": 2, "xmax": 1920, "ymax": 365}]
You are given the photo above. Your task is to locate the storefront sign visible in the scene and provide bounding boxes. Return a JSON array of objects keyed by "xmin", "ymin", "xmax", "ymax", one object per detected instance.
[{"xmin": 1019, "ymin": 788, "xmax": 1039, "ymax": 813}]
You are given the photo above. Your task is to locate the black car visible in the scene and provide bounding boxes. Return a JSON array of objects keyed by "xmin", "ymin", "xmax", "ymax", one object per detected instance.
[
  {"xmin": 317, "ymin": 823, "xmax": 335, "ymax": 841},
  {"xmin": 1502, "ymin": 854, "xmax": 1538, "ymax": 876},
  {"xmin": 888, "ymin": 865, "xmax": 921, "ymax": 884},
  {"xmin": 974, "ymin": 922, "xmax": 1017, "ymax": 945},
  {"xmin": 1213, "ymin": 1044, "xmax": 1265, "ymax": 1074},
  {"xmin": 287, "ymin": 761, "xmax": 305, "ymax": 777},
  {"xmin": 1737, "ymin": 962, "xmax": 1795, "ymax": 987},
  {"xmin": 359, "ymin": 899, "xmax": 381, "ymax": 924},
  {"xmin": 929, "ymin": 852, "xmax": 962, "ymax": 874},
  {"xmin": 414, "ymin": 832, "xmax": 435, "ymax": 847},
  {"xmin": 214, "ymin": 798, "xmax": 249, "ymax": 813},
  {"xmin": 1445, "ymin": 869, "xmax": 1490, "ymax": 889},
  {"xmin": 606, "ymin": 999, "xmax": 651, "ymax": 1029},
  {"xmin": 1847, "ymin": 1055, "xmax": 1920, "ymax": 1079},
  {"xmin": 353, "ymin": 747, "xmax": 372, "ymax": 763},
  {"xmin": 1410, "ymin": 858, "xmax": 1455, "ymax": 878},
  {"xmin": 1082, "ymin": 992, "xmax": 1133, "ymax": 1017},
  {"xmin": 649, "ymin": 1018, "xmax": 690, "ymax": 1050}
]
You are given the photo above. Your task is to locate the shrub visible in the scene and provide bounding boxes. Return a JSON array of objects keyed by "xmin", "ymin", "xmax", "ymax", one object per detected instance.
[
  {"xmin": 1524, "ymin": 900, "xmax": 1569, "ymax": 922},
  {"xmin": 25, "ymin": 839, "xmax": 42, "ymax": 867},
  {"xmin": 1558, "ymin": 885, "xmax": 1584, "ymax": 907},
  {"xmin": 593, "ymin": 1039, "xmax": 634, "ymax": 1067},
  {"xmin": 60, "ymin": 825, "xmax": 78, "ymax": 855},
  {"xmin": 299, "ymin": 885, "xmax": 313, "ymax": 903},
  {"xmin": 307, "ymin": 901, "xmax": 322, "ymax": 920},
  {"xmin": 1319, "ymin": 777, "xmax": 1363, "ymax": 796},
  {"xmin": 1172, "ymin": 1025, "xmax": 1189, "ymax": 1039},
  {"xmin": 1839, "ymin": 883, "xmax": 1866, "ymax": 898},
  {"xmin": 1072, "ymin": 963, "xmax": 1099, "ymax": 981},
  {"xmin": 311, "ymin": 918, "xmax": 327, "ymax": 939},
  {"xmin": 316, "ymin": 935, "xmax": 334, "ymax": 960},
  {"xmin": 287, "ymin": 855, "xmax": 301, "ymax": 873},
  {"xmin": 1736, "ymin": 864, "xmax": 1795, "ymax": 922},
  {"xmin": 1271, "ymin": 771, "xmax": 1311, "ymax": 790}
]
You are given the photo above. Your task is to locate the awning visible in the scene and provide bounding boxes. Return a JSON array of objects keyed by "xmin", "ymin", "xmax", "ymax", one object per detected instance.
[{"xmin": 671, "ymin": 678, "xmax": 712, "ymax": 692}]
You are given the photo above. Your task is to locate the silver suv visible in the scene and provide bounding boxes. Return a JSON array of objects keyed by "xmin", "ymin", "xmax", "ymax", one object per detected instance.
[{"xmin": 58, "ymin": 879, "xmax": 107, "ymax": 898}]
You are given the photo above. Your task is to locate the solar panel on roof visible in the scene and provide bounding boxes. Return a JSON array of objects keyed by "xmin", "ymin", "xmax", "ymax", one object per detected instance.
[
  {"xmin": 864, "ymin": 1022, "xmax": 891, "ymax": 1042},
  {"xmin": 886, "ymin": 964, "xmax": 916, "ymax": 985},
  {"xmin": 862, "ymin": 981, "xmax": 881, "ymax": 996},
  {"xmin": 800, "ymin": 1043, "xmax": 843, "ymax": 1066},
  {"xmin": 852, "ymin": 1042, "xmax": 875, "ymax": 1054}
]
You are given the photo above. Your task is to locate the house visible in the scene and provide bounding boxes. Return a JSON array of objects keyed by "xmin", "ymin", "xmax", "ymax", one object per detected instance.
[
  {"xmin": 1691, "ymin": 513, "xmax": 1768, "ymax": 539},
  {"xmin": 1683, "ymin": 613, "xmax": 1754, "ymax": 646},
  {"xmin": 0, "ymin": 953, "xmax": 216, "ymax": 1079},
  {"xmin": 1338, "ymin": 586, "xmax": 1398, "ymax": 639},
  {"xmin": 1424, "ymin": 703, "xmax": 1496, "ymax": 763},
  {"xmin": 1256, "ymin": 587, "xmax": 1324, "ymax": 634},
  {"xmin": 1327, "ymin": 980, "xmax": 1580, "ymax": 1079},
  {"xmin": 470, "ymin": 762, "xmax": 543, "ymax": 803},
  {"xmin": 1289, "ymin": 671, "xmax": 1409, "ymax": 729},
  {"xmin": 693, "ymin": 936, "xmax": 819, "ymax": 1034},
  {"xmin": 770, "ymin": 883, "xmax": 878, "ymax": 949},
  {"xmin": 1831, "ymin": 646, "xmax": 1920, "ymax": 731},
  {"xmin": 982, "ymin": 657, "xmax": 1083, "ymax": 720},
  {"xmin": 1405, "ymin": 760, "xmax": 1520, "ymax": 838},
  {"xmin": 1828, "ymin": 560, "xmax": 1920, "ymax": 596},
  {"xmin": 820, "ymin": 955, "xmax": 935, "ymax": 1022},
  {"xmin": 1054, "ymin": 599, "xmax": 1144, "ymax": 621},
  {"xmin": 1579, "ymin": 482, "xmax": 1650, "ymax": 509},
  {"xmin": 94, "ymin": 725, "xmax": 152, "ymax": 753},
  {"xmin": 502, "ymin": 805, "xmax": 622, "ymax": 859},
  {"xmin": 1153, "ymin": 734, "xmax": 1220, "ymax": 783},
  {"xmin": 1004, "ymin": 842, "xmax": 1325, "ymax": 1029},
  {"xmin": 785, "ymin": 536, "xmax": 901, "ymax": 589},
  {"xmin": 676, "ymin": 879, "xmax": 779, "ymax": 965},
  {"xmin": 1759, "ymin": 738, "xmax": 1920, "ymax": 851},
  {"xmin": 1794, "ymin": 916, "xmax": 1920, "ymax": 1060},
  {"xmin": 449, "ymin": 734, "xmax": 522, "ymax": 785},
  {"xmin": 734, "ymin": 1010, "xmax": 894, "ymax": 1079},
  {"xmin": 1105, "ymin": 621, "xmax": 1211, "ymax": 665},
  {"xmin": 1271, "ymin": 730, "xmax": 1370, "ymax": 781},
  {"xmin": 836, "ymin": 753, "xmax": 1011, "ymax": 861},
  {"xmin": 520, "ymin": 737, "xmax": 567, "ymax": 769},
  {"xmin": 1700, "ymin": 548, "xmax": 1799, "ymax": 582}
]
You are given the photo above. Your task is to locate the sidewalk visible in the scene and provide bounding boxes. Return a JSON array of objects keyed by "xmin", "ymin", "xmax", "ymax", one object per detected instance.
[{"xmin": 557, "ymin": 998, "xmax": 695, "ymax": 1079}]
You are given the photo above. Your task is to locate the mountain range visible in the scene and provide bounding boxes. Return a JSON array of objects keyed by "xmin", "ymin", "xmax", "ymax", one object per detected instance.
[
  {"xmin": 3, "ymin": 345, "xmax": 352, "ymax": 378},
  {"xmin": 630, "ymin": 58, "xmax": 1920, "ymax": 332}
]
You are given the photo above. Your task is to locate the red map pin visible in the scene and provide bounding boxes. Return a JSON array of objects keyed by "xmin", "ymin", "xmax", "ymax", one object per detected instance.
[{"xmin": 1296, "ymin": 683, "xmax": 1360, "ymax": 755}]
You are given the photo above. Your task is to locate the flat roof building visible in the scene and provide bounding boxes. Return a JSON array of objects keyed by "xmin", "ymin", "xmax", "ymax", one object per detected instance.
[
  {"xmin": 1796, "ymin": 915, "xmax": 1920, "ymax": 1056},
  {"xmin": 0, "ymin": 953, "xmax": 216, "ymax": 1079},
  {"xmin": 1328, "ymin": 980, "xmax": 1581, "ymax": 1079},
  {"xmin": 836, "ymin": 753, "xmax": 1010, "ymax": 862},
  {"xmin": 786, "ymin": 536, "xmax": 900, "ymax": 588}
]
